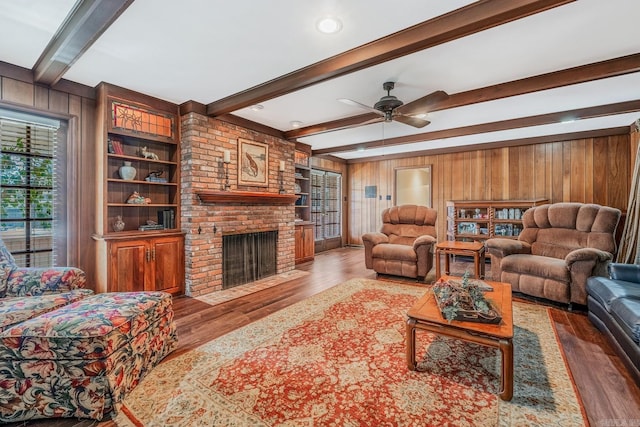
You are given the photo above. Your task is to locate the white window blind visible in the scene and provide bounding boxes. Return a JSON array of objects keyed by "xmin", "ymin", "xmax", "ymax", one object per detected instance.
[{"xmin": 0, "ymin": 109, "xmax": 61, "ymax": 267}]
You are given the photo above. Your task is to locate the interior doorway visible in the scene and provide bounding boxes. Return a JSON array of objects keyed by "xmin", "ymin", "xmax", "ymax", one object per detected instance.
[{"xmin": 311, "ymin": 169, "xmax": 342, "ymax": 253}]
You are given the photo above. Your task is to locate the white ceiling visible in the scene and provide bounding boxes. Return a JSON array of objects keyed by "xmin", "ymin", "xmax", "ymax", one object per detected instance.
[{"xmin": 1, "ymin": 0, "xmax": 639, "ymax": 160}]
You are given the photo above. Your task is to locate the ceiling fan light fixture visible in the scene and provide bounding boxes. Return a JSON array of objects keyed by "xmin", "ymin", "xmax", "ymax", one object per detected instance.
[{"xmin": 316, "ymin": 16, "xmax": 342, "ymax": 34}]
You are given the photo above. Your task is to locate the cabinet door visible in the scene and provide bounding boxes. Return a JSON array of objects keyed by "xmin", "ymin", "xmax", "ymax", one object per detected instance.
[
  {"xmin": 302, "ymin": 224, "xmax": 315, "ymax": 259},
  {"xmin": 151, "ymin": 236, "xmax": 184, "ymax": 294},
  {"xmin": 109, "ymin": 240, "xmax": 148, "ymax": 292}
]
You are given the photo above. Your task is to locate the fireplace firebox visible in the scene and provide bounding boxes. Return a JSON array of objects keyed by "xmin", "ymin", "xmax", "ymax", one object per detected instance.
[{"xmin": 222, "ymin": 230, "xmax": 277, "ymax": 289}]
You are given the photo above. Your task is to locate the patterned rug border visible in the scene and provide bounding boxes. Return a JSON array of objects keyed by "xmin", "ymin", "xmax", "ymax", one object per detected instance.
[
  {"xmin": 117, "ymin": 278, "xmax": 587, "ymax": 426},
  {"xmin": 194, "ymin": 269, "xmax": 309, "ymax": 307}
]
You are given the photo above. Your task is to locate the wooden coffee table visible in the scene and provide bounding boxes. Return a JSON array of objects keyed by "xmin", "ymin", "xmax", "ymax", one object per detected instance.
[
  {"xmin": 435, "ymin": 240, "xmax": 486, "ymax": 279},
  {"xmin": 406, "ymin": 277, "xmax": 514, "ymax": 400}
]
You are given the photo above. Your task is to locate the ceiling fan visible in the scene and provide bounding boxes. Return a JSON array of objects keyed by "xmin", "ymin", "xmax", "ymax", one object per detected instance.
[{"xmin": 338, "ymin": 81, "xmax": 448, "ymax": 128}]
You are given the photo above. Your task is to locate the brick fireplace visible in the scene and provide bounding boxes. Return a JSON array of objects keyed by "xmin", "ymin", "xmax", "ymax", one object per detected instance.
[{"xmin": 180, "ymin": 110, "xmax": 296, "ymax": 296}]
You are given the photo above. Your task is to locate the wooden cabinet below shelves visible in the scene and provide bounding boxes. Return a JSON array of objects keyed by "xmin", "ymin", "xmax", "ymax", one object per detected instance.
[
  {"xmin": 100, "ymin": 233, "xmax": 184, "ymax": 295},
  {"xmin": 295, "ymin": 223, "xmax": 315, "ymax": 264}
]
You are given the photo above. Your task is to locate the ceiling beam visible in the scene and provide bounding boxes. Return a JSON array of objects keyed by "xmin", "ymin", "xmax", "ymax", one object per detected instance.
[
  {"xmin": 312, "ymin": 99, "xmax": 640, "ymax": 155},
  {"xmin": 289, "ymin": 53, "xmax": 640, "ymax": 140},
  {"xmin": 33, "ymin": 0, "xmax": 134, "ymax": 86},
  {"xmin": 206, "ymin": 0, "xmax": 575, "ymax": 116}
]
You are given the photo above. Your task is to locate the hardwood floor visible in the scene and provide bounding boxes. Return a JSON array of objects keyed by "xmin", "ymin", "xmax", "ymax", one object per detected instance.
[{"xmin": 14, "ymin": 247, "xmax": 640, "ymax": 426}]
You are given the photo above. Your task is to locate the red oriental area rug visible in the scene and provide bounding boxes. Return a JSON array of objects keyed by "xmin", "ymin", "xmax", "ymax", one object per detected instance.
[{"xmin": 115, "ymin": 278, "xmax": 586, "ymax": 426}]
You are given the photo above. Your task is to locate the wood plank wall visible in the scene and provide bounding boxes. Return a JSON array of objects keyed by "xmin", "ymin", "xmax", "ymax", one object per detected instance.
[
  {"xmin": 347, "ymin": 133, "xmax": 634, "ymax": 245},
  {"xmin": 0, "ymin": 64, "xmax": 97, "ymax": 284}
]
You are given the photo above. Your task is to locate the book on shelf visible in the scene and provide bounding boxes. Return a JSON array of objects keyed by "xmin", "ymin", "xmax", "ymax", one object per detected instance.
[
  {"xmin": 109, "ymin": 137, "xmax": 124, "ymax": 155},
  {"xmin": 157, "ymin": 209, "xmax": 175, "ymax": 229}
]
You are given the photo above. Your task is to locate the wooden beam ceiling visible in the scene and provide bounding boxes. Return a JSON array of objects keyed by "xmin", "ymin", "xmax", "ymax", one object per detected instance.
[
  {"xmin": 206, "ymin": 0, "xmax": 575, "ymax": 117},
  {"xmin": 312, "ymin": 99, "xmax": 640, "ymax": 155},
  {"xmin": 289, "ymin": 54, "xmax": 640, "ymax": 140},
  {"xmin": 33, "ymin": 0, "xmax": 133, "ymax": 86}
]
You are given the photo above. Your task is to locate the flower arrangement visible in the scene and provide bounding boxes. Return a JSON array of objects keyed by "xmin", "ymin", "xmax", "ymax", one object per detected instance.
[{"xmin": 432, "ymin": 271, "xmax": 501, "ymax": 324}]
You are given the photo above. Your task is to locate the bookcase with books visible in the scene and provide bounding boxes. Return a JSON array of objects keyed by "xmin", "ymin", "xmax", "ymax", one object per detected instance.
[
  {"xmin": 294, "ymin": 143, "xmax": 314, "ymax": 264},
  {"xmin": 94, "ymin": 83, "xmax": 184, "ymax": 295},
  {"xmin": 446, "ymin": 199, "xmax": 549, "ymax": 242}
]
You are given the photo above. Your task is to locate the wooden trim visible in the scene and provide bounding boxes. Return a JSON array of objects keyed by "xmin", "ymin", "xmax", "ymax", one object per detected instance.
[
  {"xmin": 0, "ymin": 61, "xmax": 95, "ymax": 99},
  {"xmin": 312, "ymin": 100, "xmax": 640, "ymax": 155},
  {"xmin": 197, "ymin": 191, "xmax": 299, "ymax": 205},
  {"xmin": 206, "ymin": 0, "xmax": 575, "ymax": 116},
  {"xmin": 179, "ymin": 100, "xmax": 207, "ymax": 116},
  {"xmin": 345, "ymin": 127, "xmax": 630, "ymax": 163}
]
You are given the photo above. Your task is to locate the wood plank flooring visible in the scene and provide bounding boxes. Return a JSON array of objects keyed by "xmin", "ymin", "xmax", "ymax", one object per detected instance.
[{"xmin": 14, "ymin": 247, "xmax": 640, "ymax": 426}]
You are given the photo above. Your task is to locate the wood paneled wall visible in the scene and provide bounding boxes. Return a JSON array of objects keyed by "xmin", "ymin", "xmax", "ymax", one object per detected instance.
[
  {"xmin": 347, "ymin": 133, "xmax": 634, "ymax": 245},
  {"xmin": 0, "ymin": 64, "xmax": 97, "ymax": 284}
]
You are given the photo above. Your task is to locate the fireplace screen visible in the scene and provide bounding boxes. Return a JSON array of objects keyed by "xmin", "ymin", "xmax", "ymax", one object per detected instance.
[{"xmin": 222, "ymin": 230, "xmax": 277, "ymax": 289}]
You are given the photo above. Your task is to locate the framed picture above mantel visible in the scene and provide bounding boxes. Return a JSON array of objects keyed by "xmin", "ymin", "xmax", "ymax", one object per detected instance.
[{"xmin": 238, "ymin": 138, "xmax": 268, "ymax": 187}]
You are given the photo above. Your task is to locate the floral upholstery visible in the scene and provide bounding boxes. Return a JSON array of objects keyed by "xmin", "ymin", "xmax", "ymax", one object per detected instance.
[
  {"xmin": 0, "ymin": 238, "xmax": 87, "ymax": 297},
  {"xmin": 0, "ymin": 292, "xmax": 178, "ymax": 422},
  {"xmin": 0, "ymin": 289, "xmax": 94, "ymax": 332},
  {"xmin": 0, "ymin": 239, "xmax": 178, "ymax": 422}
]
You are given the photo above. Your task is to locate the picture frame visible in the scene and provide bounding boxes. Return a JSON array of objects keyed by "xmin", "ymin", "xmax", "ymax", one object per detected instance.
[{"xmin": 238, "ymin": 139, "xmax": 268, "ymax": 187}]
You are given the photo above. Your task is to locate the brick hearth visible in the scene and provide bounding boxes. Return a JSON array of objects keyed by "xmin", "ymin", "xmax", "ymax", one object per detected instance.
[{"xmin": 180, "ymin": 112, "xmax": 296, "ymax": 296}]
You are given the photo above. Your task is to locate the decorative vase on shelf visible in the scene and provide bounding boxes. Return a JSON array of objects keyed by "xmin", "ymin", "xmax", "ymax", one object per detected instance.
[
  {"xmin": 119, "ymin": 161, "xmax": 136, "ymax": 180},
  {"xmin": 113, "ymin": 215, "xmax": 125, "ymax": 232}
]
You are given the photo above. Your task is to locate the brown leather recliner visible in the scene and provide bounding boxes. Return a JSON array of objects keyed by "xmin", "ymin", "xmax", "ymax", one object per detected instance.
[
  {"xmin": 362, "ymin": 205, "xmax": 437, "ymax": 279},
  {"xmin": 486, "ymin": 203, "xmax": 621, "ymax": 305}
]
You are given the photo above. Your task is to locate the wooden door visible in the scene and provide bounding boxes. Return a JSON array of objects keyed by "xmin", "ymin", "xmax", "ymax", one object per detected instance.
[
  {"xmin": 151, "ymin": 236, "xmax": 184, "ymax": 294},
  {"xmin": 108, "ymin": 239, "xmax": 148, "ymax": 292}
]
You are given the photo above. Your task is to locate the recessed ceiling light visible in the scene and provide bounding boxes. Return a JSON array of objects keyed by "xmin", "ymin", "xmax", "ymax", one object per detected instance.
[
  {"xmin": 561, "ymin": 118, "xmax": 576, "ymax": 124},
  {"xmin": 290, "ymin": 120, "xmax": 303, "ymax": 128},
  {"xmin": 316, "ymin": 16, "xmax": 342, "ymax": 34},
  {"xmin": 250, "ymin": 104, "xmax": 264, "ymax": 111}
]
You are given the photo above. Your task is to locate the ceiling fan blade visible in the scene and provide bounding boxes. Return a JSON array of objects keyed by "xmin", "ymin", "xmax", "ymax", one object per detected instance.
[
  {"xmin": 338, "ymin": 98, "xmax": 385, "ymax": 116},
  {"xmin": 396, "ymin": 90, "xmax": 449, "ymax": 116},
  {"xmin": 394, "ymin": 114, "xmax": 431, "ymax": 128}
]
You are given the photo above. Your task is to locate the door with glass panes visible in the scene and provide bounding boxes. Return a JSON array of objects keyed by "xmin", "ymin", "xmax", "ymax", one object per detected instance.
[{"xmin": 311, "ymin": 170, "xmax": 342, "ymax": 252}]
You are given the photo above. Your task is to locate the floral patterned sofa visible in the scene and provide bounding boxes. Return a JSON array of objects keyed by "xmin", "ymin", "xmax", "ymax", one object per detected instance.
[{"xmin": 0, "ymin": 240, "xmax": 178, "ymax": 422}]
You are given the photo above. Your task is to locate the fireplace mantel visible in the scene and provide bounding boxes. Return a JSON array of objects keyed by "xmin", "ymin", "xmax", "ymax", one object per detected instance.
[{"xmin": 197, "ymin": 190, "xmax": 299, "ymax": 205}]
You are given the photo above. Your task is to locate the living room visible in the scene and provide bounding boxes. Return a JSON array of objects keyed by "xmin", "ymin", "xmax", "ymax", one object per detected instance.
[{"xmin": 1, "ymin": 1, "xmax": 640, "ymax": 425}]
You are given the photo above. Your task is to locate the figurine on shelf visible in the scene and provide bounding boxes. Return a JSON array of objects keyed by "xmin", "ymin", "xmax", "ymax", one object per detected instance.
[
  {"xmin": 126, "ymin": 191, "xmax": 151, "ymax": 204},
  {"xmin": 139, "ymin": 146, "xmax": 159, "ymax": 160},
  {"xmin": 113, "ymin": 215, "xmax": 125, "ymax": 232},
  {"xmin": 145, "ymin": 169, "xmax": 167, "ymax": 183}
]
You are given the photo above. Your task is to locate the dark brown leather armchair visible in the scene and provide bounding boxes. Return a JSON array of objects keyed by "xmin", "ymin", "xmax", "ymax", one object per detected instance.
[
  {"xmin": 486, "ymin": 203, "xmax": 621, "ymax": 305},
  {"xmin": 362, "ymin": 205, "xmax": 437, "ymax": 279}
]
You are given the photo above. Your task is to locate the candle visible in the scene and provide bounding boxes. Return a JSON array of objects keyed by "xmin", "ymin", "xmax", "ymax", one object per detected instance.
[
  {"xmin": 223, "ymin": 150, "xmax": 230, "ymax": 163},
  {"xmin": 279, "ymin": 160, "xmax": 285, "ymax": 171}
]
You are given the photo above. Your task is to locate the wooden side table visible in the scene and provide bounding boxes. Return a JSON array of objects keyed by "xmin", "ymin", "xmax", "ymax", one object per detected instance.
[{"xmin": 435, "ymin": 240, "xmax": 486, "ymax": 279}]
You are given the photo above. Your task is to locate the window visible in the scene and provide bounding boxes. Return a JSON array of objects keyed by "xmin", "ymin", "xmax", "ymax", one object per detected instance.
[{"xmin": 0, "ymin": 110, "xmax": 64, "ymax": 267}]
